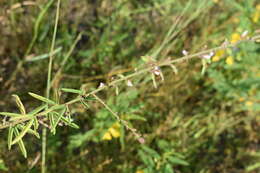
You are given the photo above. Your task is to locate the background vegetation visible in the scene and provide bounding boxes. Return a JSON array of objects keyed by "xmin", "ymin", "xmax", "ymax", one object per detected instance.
[{"xmin": 0, "ymin": 0, "xmax": 260, "ymax": 172}]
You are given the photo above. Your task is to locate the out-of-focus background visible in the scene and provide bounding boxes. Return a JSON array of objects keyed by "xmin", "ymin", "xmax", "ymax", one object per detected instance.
[{"xmin": 0, "ymin": 0, "xmax": 260, "ymax": 172}]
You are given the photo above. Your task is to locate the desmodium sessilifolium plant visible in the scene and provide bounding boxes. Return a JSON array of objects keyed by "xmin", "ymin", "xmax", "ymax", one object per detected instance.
[
  {"xmin": 1, "ymin": 32, "xmax": 259, "ymax": 156},
  {"xmin": 1, "ymin": 0, "xmax": 260, "ymax": 173}
]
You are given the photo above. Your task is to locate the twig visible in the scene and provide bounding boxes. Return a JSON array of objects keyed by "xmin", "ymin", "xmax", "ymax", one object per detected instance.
[{"xmin": 92, "ymin": 93, "xmax": 144, "ymax": 143}]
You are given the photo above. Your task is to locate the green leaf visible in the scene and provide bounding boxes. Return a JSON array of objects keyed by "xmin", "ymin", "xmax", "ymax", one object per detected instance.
[
  {"xmin": 9, "ymin": 114, "xmax": 34, "ymax": 121},
  {"xmin": 0, "ymin": 112, "xmax": 23, "ymax": 117},
  {"xmin": 61, "ymin": 88, "xmax": 83, "ymax": 94},
  {"xmin": 17, "ymin": 124, "xmax": 40, "ymax": 138},
  {"xmin": 51, "ymin": 108, "xmax": 66, "ymax": 134},
  {"xmin": 164, "ymin": 163, "xmax": 174, "ymax": 173},
  {"xmin": 12, "ymin": 95, "xmax": 26, "ymax": 114},
  {"xmin": 8, "ymin": 127, "xmax": 14, "ymax": 150},
  {"xmin": 68, "ymin": 129, "xmax": 96, "ymax": 150},
  {"xmin": 33, "ymin": 117, "xmax": 39, "ymax": 131},
  {"xmin": 0, "ymin": 159, "xmax": 8, "ymax": 171},
  {"xmin": 28, "ymin": 92, "xmax": 56, "ymax": 105},
  {"xmin": 13, "ymin": 127, "xmax": 27, "ymax": 158},
  {"xmin": 141, "ymin": 146, "xmax": 160, "ymax": 159},
  {"xmin": 26, "ymin": 47, "xmax": 62, "ymax": 62},
  {"xmin": 53, "ymin": 112, "xmax": 79, "ymax": 129},
  {"xmin": 12, "ymin": 119, "xmax": 34, "ymax": 145},
  {"xmin": 80, "ymin": 99, "xmax": 90, "ymax": 109},
  {"xmin": 194, "ymin": 127, "xmax": 207, "ymax": 139},
  {"xmin": 246, "ymin": 162, "xmax": 260, "ymax": 172},
  {"xmin": 61, "ymin": 117, "xmax": 79, "ymax": 129},
  {"xmin": 125, "ymin": 114, "xmax": 146, "ymax": 121},
  {"xmin": 28, "ymin": 104, "xmax": 47, "ymax": 115},
  {"xmin": 167, "ymin": 156, "xmax": 189, "ymax": 166}
]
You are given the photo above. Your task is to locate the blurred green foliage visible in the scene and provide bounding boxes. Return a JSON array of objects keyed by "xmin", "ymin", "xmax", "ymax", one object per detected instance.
[{"xmin": 0, "ymin": 0, "xmax": 260, "ymax": 173}]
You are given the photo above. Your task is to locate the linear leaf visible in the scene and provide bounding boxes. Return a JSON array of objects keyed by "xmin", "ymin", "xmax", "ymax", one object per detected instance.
[
  {"xmin": 80, "ymin": 99, "xmax": 90, "ymax": 109},
  {"xmin": 61, "ymin": 88, "xmax": 83, "ymax": 94},
  {"xmin": 33, "ymin": 117, "xmax": 39, "ymax": 131},
  {"xmin": 28, "ymin": 104, "xmax": 47, "ymax": 115},
  {"xmin": 53, "ymin": 113, "xmax": 79, "ymax": 129},
  {"xmin": 17, "ymin": 124, "xmax": 40, "ymax": 139},
  {"xmin": 12, "ymin": 120, "xmax": 34, "ymax": 145},
  {"xmin": 28, "ymin": 92, "xmax": 56, "ymax": 105},
  {"xmin": 167, "ymin": 156, "xmax": 189, "ymax": 166},
  {"xmin": 26, "ymin": 47, "xmax": 62, "ymax": 62},
  {"xmin": 8, "ymin": 127, "xmax": 14, "ymax": 150},
  {"xmin": 51, "ymin": 108, "xmax": 66, "ymax": 134},
  {"xmin": 13, "ymin": 127, "xmax": 27, "ymax": 158},
  {"xmin": 38, "ymin": 104, "xmax": 65, "ymax": 116},
  {"xmin": 12, "ymin": 95, "xmax": 26, "ymax": 114},
  {"xmin": 0, "ymin": 112, "xmax": 23, "ymax": 117},
  {"xmin": 10, "ymin": 114, "xmax": 34, "ymax": 121}
]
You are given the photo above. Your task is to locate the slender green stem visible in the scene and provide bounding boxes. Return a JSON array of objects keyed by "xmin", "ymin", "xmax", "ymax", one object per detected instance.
[{"xmin": 42, "ymin": 0, "xmax": 61, "ymax": 173}]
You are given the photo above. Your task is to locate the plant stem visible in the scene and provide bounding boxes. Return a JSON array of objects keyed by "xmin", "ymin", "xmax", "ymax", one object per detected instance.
[{"xmin": 42, "ymin": 0, "xmax": 60, "ymax": 173}]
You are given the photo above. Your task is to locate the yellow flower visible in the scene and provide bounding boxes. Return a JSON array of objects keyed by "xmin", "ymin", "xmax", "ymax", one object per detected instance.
[
  {"xmin": 230, "ymin": 33, "xmax": 241, "ymax": 44},
  {"xmin": 136, "ymin": 170, "xmax": 144, "ymax": 173},
  {"xmin": 252, "ymin": 11, "xmax": 260, "ymax": 23},
  {"xmin": 257, "ymin": 4, "xmax": 260, "ymax": 10},
  {"xmin": 238, "ymin": 97, "xmax": 245, "ymax": 102},
  {"xmin": 212, "ymin": 0, "xmax": 219, "ymax": 3},
  {"xmin": 111, "ymin": 122, "xmax": 120, "ymax": 129},
  {"xmin": 232, "ymin": 17, "xmax": 240, "ymax": 24},
  {"xmin": 108, "ymin": 127, "xmax": 120, "ymax": 138},
  {"xmin": 252, "ymin": 4, "xmax": 260, "ymax": 23},
  {"xmin": 212, "ymin": 50, "xmax": 225, "ymax": 62},
  {"xmin": 102, "ymin": 122, "xmax": 121, "ymax": 141},
  {"xmin": 225, "ymin": 56, "xmax": 234, "ymax": 65},
  {"xmin": 245, "ymin": 101, "xmax": 253, "ymax": 107},
  {"xmin": 102, "ymin": 132, "xmax": 112, "ymax": 140}
]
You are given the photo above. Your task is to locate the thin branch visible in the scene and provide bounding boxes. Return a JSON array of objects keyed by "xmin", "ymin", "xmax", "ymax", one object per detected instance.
[{"xmin": 92, "ymin": 94, "xmax": 143, "ymax": 142}]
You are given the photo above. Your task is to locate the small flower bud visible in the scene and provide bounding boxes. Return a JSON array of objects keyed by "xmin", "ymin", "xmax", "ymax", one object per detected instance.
[{"xmin": 182, "ymin": 50, "xmax": 189, "ymax": 56}]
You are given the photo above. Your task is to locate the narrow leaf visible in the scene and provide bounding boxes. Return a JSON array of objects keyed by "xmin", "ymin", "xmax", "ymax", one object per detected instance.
[
  {"xmin": 80, "ymin": 99, "xmax": 90, "ymax": 109},
  {"xmin": 0, "ymin": 112, "xmax": 23, "ymax": 117},
  {"xmin": 17, "ymin": 124, "xmax": 40, "ymax": 138},
  {"xmin": 10, "ymin": 114, "xmax": 34, "ymax": 121},
  {"xmin": 28, "ymin": 92, "xmax": 56, "ymax": 105},
  {"xmin": 60, "ymin": 88, "xmax": 83, "ymax": 95},
  {"xmin": 33, "ymin": 117, "xmax": 39, "ymax": 131},
  {"xmin": 28, "ymin": 104, "xmax": 47, "ymax": 115},
  {"xmin": 26, "ymin": 47, "xmax": 62, "ymax": 62},
  {"xmin": 13, "ymin": 128, "xmax": 27, "ymax": 158},
  {"xmin": 12, "ymin": 95, "xmax": 26, "ymax": 114},
  {"xmin": 53, "ymin": 113, "xmax": 79, "ymax": 129},
  {"xmin": 8, "ymin": 127, "xmax": 14, "ymax": 150},
  {"xmin": 51, "ymin": 108, "xmax": 66, "ymax": 134},
  {"xmin": 167, "ymin": 156, "xmax": 189, "ymax": 166},
  {"xmin": 12, "ymin": 120, "xmax": 34, "ymax": 145}
]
